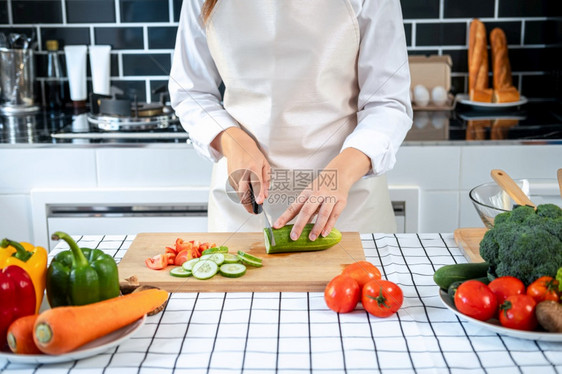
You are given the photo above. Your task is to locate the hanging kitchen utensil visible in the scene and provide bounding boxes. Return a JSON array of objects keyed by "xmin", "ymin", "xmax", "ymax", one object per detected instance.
[
  {"xmin": 556, "ymin": 169, "xmax": 562, "ymax": 197},
  {"xmin": 490, "ymin": 169, "xmax": 536, "ymax": 208}
]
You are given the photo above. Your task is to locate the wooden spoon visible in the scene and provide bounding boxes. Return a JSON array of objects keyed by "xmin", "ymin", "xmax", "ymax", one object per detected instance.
[
  {"xmin": 558, "ymin": 168, "xmax": 562, "ymax": 199},
  {"xmin": 490, "ymin": 169, "xmax": 536, "ymax": 208}
]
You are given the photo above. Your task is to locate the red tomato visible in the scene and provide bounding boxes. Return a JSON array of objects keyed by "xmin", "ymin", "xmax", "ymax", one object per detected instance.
[
  {"xmin": 145, "ymin": 254, "xmax": 167, "ymax": 270},
  {"xmin": 174, "ymin": 249, "xmax": 191, "ymax": 266},
  {"xmin": 341, "ymin": 261, "xmax": 382, "ymax": 290},
  {"xmin": 324, "ymin": 275, "xmax": 360, "ymax": 313},
  {"xmin": 454, "ymin": 280, "xmax": 498, "ymax": 321},
  {"xmin": 526, "ymin": 276, "xmax": 560, "ymax": 303},
  {"xmin": 362, "ymin": 279, "xmax": 403, "ymax": 318},
  {"xmin": 488, "ymin": 276, "xmax": 526, "ymax": 304},
  {"xmin": 499, "ymin": 294, "xmax": 537, "ymax": 331}
]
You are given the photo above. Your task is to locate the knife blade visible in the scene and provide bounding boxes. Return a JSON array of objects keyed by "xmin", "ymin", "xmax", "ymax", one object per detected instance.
[{"xmin": 249, "ymin": 183, "xmax": 276, "ymax": 247}]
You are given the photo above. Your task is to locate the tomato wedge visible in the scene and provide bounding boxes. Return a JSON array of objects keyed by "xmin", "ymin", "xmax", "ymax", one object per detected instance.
[
  {"xmin": 145, "ymin": 254, "xmax": 167, "ymax": 270},
  {"xmin": 174, "ymin": 249, "xmax": 191, "ymax": 266}
]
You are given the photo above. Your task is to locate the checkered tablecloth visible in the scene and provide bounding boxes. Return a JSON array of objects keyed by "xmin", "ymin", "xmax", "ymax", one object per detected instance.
[{"xmin": 1, "ymin": 233, "xmax": 561, "ymax": 374}]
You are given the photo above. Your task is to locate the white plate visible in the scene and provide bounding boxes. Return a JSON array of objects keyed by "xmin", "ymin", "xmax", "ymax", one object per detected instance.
[
  {"xmin": 0, "ymin": 315, "xmax": 146, "ymax": 364},
  {"xmin": 439, "ymin": 290, "xmax": 562, "ymax": 342},
  {"xmin": 456, "ymin": 94, "xmax": 528, "ymax": 108}
]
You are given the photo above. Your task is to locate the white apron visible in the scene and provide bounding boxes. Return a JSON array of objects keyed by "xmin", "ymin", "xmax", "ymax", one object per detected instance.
[{"xmin": 205, "ymin": 0, "xmax": 396, "ymax": 233}]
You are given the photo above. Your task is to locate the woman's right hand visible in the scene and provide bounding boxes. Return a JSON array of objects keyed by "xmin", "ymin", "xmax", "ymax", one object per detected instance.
[{"xmin": 212, "ymin": 127, "xmax": 271, "ymax": 213}]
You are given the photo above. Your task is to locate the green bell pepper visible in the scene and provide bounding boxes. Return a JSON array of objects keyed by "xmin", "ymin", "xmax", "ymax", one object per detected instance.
[{"xmin": 47, "ymin": 231, "xmax": 120, "ymax": 307}]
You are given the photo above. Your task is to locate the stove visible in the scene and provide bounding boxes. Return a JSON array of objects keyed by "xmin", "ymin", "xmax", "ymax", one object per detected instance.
[{"xmin": 1, "ymin": 98, "xmax": 561, "ymax": 145}]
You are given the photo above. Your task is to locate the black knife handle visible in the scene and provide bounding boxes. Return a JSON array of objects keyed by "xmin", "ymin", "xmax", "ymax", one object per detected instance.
[{"xmin": 248, "ymin": 183, "xmax": 262, "ymax": 214}]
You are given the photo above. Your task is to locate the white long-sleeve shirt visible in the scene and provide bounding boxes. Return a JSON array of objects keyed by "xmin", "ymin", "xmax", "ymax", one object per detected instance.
[{"xmin": 169, "ymin": 0, "xmax": 413, "ymax": 176}]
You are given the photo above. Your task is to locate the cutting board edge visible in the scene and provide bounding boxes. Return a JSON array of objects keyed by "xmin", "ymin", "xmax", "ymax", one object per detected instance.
[{"xmin": 453, "ymin": 227, "xmax": 487, "ymax": 263}]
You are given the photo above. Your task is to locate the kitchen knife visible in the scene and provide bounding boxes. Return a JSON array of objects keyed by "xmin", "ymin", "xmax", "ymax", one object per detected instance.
[{"xmin": 249, "ymin": 183, "xmax": 276, "ymax": 246}]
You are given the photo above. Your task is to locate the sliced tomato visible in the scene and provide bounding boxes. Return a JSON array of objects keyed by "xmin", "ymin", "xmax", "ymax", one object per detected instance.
[
  {"xmin": 176, "ymin": 238, "xmax": 193, "ymax": 252},
  {"xmin": 145, "ymin": 254, "xmax": 167, "ymax": 270},
  {"xmin": 174, "ymin": 249, "xmax": 191, "ymax": 266},
  {"xmin": 165, "ymin": 246, "xmax": 177, "ymax": 255},
  {"xmin": 164, "ymin": 253, "xmax": 176, "ymax": 265}
]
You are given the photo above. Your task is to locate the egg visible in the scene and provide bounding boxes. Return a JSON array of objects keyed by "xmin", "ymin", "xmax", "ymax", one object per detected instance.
[
  {"xmin": 413, "ymin": 85, "xmax": 430, "ymax": 107},
  {"xmin": 431, "ymin": 86, "xmax": 448, "ymax": 107}
]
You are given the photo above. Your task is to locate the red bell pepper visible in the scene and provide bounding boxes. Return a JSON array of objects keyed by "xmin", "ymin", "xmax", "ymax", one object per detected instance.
[{"xmin": 0, "ymin": 266, "xmax": 36, "ymax": 350}]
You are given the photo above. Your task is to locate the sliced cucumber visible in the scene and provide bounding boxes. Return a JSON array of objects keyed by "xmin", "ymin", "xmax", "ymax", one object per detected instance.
[
  {"xmin": 202, "ymin": 246, "xmax": 228, "ymax": 255},
  {"xmin": 170, "ymin": 266, "xmax": 192, "ymax": 278},
  {"xmin": 219, "ymin": 263, "xmax": 247, "ymax": 278},
  {"xmin": 237, "ymin": 254, "xmax": 263, "ymax": 268},
  {"xmin": 200, "ymin": 253, "xmax": 225, "ymax": 266},
  {"xmin": 192, "ymin": 259, "xmax": 219, "ymax": 280},
  {"xmin": 237, "ymin": 250, "xmax": 263, "ymax": 264},
  {"xmin": 182, "ymin": 258, "xmax": 200, "ymax": 272},
  {"xmin": 223, "ymin": 253, "xmax": 240, "ymax": 264}
]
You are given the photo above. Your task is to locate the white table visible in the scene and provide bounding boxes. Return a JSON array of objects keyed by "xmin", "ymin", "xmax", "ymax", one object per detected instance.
[{"xmin": 1, "ymin": 233, "xmax": 561, "ymax": 373}]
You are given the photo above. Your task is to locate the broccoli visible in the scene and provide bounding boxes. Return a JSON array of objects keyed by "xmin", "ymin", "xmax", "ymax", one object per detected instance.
[{"xmin": 480, "ymin": 204, "xmax": 562, "ymax": 286}]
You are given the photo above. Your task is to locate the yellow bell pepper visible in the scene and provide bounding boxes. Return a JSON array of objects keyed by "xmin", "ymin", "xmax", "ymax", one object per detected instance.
[{"xmin": 1, "ymin": 239, "xmax": 48, "ymax": 313}]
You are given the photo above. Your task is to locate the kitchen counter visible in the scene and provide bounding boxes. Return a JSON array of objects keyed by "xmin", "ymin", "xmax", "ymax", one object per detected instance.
[
  {"xmin": 2, "ymin": 233, "xmax": 560, "ymax": 373},
  {"xmin": 1, "ymin": 100, "xmax": 562, "ymax": 146}
]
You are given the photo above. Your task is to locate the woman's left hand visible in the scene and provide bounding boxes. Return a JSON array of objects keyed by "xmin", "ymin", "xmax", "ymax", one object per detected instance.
[{"xmin": 273, "ymin": 148, "xmax": 372, "ymax": 241}]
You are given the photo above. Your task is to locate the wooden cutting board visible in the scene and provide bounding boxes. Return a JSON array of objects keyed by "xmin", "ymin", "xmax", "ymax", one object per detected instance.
[
  {"xmin": 118, "ymin": 232, "xmax": 365, "ymax": 292},
  {"xmin": 453, "ymin": 228, "xmax": 487, "ymax": 263}
]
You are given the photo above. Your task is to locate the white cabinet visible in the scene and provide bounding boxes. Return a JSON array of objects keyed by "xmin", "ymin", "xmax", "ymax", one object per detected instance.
[{"xmin": 1, "ymin": 143, "xmax": 561, "ymax": 245}]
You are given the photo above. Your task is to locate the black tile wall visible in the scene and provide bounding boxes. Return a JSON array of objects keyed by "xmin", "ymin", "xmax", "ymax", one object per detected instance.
[
  {"xmin": 41, "ymin": 27, "xmax": 90, "ymax": 48},
  {"xmin": 94, "ymin": 27, "xmax": 143, "ymax": 50},
  {"xmin": 123, "ymin": 54, "xmax": 171, "ymax": 76},
  {"xmin": 401, "ymin": 0, "xmax": 440, "ymax": 19},
  {"xmin": 498, "ymin": 0, "xmax": 562, "ymax": 18},
  {"xmin": 120, "ymin": 0, "xmax": 168, "ymax": 23},
  {"xmin": 12, "ymin": 1, "xmax": 62, "ymax": 24},
  {"xmin": 0, "ymin": 0, "xmax": 559, "ymax": 107},
  {"xmin": 525, "ymin": 20, "xmax": 562, "ymax": 45},
  {"xmin": 148, "ymin": 27, "xmax": 178, "ymax": 49},
  {"xmin": 173, "ymin": 0, "xmax": 182, "ymax": 22},
  {"xmin": 66, "ymin": 0, "xmax": 116, "ymax": 23},
  {"xmin": 444, "ymin": 0, "xmax": 495, "ymax": 19},
  {"xmin": 0, "ymin": 1, "xmax": 8, "ymax": 24},
  {"xmin": 416, "ymin": 23, "xmax": 466, "ymax": 46}
]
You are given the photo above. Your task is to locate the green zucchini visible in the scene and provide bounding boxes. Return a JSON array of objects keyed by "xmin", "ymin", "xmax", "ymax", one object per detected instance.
[
  {"xmin": 264, "ymin": 224, "xmax": 342, "ymax": 254},
  {"xmin": 433, "ymin": 262, "xmax": 490, "ymax": 290}
]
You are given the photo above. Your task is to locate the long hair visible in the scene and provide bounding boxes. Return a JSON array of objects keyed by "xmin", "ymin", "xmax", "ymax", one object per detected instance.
[{"xmin": 202, "ymin": 0, "xmax": 217, "ymax": 22}]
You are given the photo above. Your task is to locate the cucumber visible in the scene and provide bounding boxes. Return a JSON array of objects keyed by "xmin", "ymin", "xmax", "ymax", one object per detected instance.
[
  {"xmin": 237, "ymin": 250, "xmax": 262, "ymax": 264},
  {"xmin": 433, "ymin": 262, "xmax": 490, "ymax": 290},
  {"xmin": 219, "ymin": 263, "xmax": 247, "ymax": 278},
  {"xmin": 264, "ymin": 224, "xmax": 342, "ymax": 254},
  {"xmin": 237, "ymin": 254, "xmax": 263, "ymax": 268},
  {"xmin": 192, "ymin": 260, "xmax": 218, "ymax": 280},
  {"xmin": 182, "ymin": 258, "xmax": 200, "ymax": 272},
  {"xmin": 200, "ymin": 253, "xmax": 225, "ymax": 266},
  {"xmin": 223, "ymin": 253, "xmax": 240, "ymax": 264},
  {"xmin": 202, "ymin": 246, "xmax": 228, "ymax": 255},
  {"xmin": 170, "ymin": 266, "xmax": 192, "ymax": 278}
]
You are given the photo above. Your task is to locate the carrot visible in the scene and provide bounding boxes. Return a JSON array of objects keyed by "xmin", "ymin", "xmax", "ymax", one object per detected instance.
[
  {"xmin": 7, "ymin": 315, "xmax": 42, "ymax": 354},
  {"xmin": 33, "ymin": 288, "xmax": 168, "ymax": 355}
]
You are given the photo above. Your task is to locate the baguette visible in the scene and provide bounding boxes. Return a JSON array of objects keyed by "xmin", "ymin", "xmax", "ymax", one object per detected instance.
[
  {"xmin": 468, "ymin": 19, "xmax": 491, "ymax": 102},
  {"xmin": 490, "ymin": 27, "xmax": 520, "ymax": 102}
]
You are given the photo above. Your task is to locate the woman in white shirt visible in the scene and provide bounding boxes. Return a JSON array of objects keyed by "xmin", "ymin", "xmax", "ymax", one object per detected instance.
[{"xmin": 169, "ymin": 0, "xmax": 412, "ymax": 240}]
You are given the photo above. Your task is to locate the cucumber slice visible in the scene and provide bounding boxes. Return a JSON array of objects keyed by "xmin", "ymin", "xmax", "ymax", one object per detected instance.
[
  {"xmin": 202, "ymin": 246, "xmax": 228, "ymax": 255},
  {"xmin": 170, "ymin": 266, "xmax": 192, "ymax": 278},
  {"xmin": 192, "ymin": 260, "xmax": 219, "ymax": 280},
  {"xmin": 237, "ymin": 254, "xmax": 263, "ymax": 268},
  {"xmin": 223, "ymin": 253, "xmax": 240, "ymax": 264},
  {"xmin": 182, "ymin": 258, "xmax": 200, "ymax": 272},
  {"xmin": 237, "ymin": 250, "xmax": 263, "ymax": 264},
  {"xmin": 200, "ymin": 253, "xmax": 225, "ymax": 266},
  {"xmin": 219, "ymin": 263, "xmax": 247, "ymax": 278}
]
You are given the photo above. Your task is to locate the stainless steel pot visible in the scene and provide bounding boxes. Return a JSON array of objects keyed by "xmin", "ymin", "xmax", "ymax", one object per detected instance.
[{"xmin": 0, "ymin": 48, "xmax": 38, "ymax": 114}]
